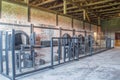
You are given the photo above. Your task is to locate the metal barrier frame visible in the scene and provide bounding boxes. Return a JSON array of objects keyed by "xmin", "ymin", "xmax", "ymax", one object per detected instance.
[
  {"xmin": 0, "ymin": 22, "xmax": 114, "ymax": 80},
  {"xmin": 51, "ymin": 37, "xmax": 79, "ymax": 68},
  {"xmin": 0, "ymin": 30, "xmax": 16, "ymax": 80}
]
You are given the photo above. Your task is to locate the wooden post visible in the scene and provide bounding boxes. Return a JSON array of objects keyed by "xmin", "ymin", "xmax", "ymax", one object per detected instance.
[
  {"xmin": 83, "ymin": 9, "xmax": 86, "ymax": 21},
  {"xmin": 72, "ymin": 18, "xmax": 74, "ymax": 28},
  {"xmin": 83, "ymin": 9, "xmax": 86, "ymax": 29},
  {"xmin": 27, "ymin": 0, "xmax": 31, "ymax": 22},
  {"xmin": 0, "ymin": 0, "xmax": 2, "ymax": 18},
  {"xmin": 90, "ymin": 23, "xmax": 91, "ymax": 31},
  {"xmin": 63, "ymin": 0, "xmax": 67, "ymax": 14},
  {"xmin": 98, "ymin": 17, "xmax": 101, "ymax": 26},
  {"xmin": 97, "ymin": 17, "xmax": 101, "ymax": 35},
  {"xmin": 28, "ymin": 7, "xmax": 31, "ymax": 22},
  {"xmin": 83, "ymin": 21, "xmax": 85, "ymax": 29},
  {"xmin": 56, "ymin": 13, "xmax": 58, "ymax": 26}
]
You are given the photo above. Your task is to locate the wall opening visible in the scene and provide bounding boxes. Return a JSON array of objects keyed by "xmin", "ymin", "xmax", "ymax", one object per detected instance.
[{"xmin": 115, "ymin": 33, "xmax": 120, "ymax": 46}]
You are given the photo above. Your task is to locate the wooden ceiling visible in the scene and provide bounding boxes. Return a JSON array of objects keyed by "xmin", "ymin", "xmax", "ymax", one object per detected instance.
[{"xmin": 6, "ymin": 0, "xmax": 120, "ymax": 24}]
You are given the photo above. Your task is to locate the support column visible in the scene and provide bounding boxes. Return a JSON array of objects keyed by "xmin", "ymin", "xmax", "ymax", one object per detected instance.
[
  {"xmin": 83, "ymin": 9, "xmax": 86, "ymax": 21},
  {"xmin": 83, "ymin": 9, "xmax": 87, "ymax": 54},
  {"xmin": 59, "ymin": 27, "xmax": 62, "ymax": 59},
  {"xmin": 73, "ymin": 29, "xmax": 75, "ymax": 36},
  {"xmin": 83, "ymin": 9, "xmax": 86, "ymax": 30},
  {"xmin": 97, "ymin": 17, "xmax": 101, "ymax": 33},
  {"xmin": 56, "ymin": 13, "xmax": 58, "ymax": 26},
  {"xmin": 98, "ymin": 17, "xmax": 101, "ymax": 49},
  {"xmin": 72, "ymin": 18, "xmax": 74, "ymax": 28},
  {"xmin": 0, "ymin": 0, "xmax": 2, "ymax": 18},
  {"xmin": 90, "ymin": 23, "xmax": 91, "ymax": 31},
  {"xmin": 0, "ymin": 31, "xmax": 3, "ymax": 73},
  {"xmin": 27, "ymin": 0, "xmax": 31, "ymax": 22},
  {"xmin": 59, "ymin": 27, "xmax": 62, "ymax": 37},
  {"xmin": 11, "ymin": 30, "xmax": 15, "ymax": 80},
  {"xmin": 63, "ymin": 0, "xmax": 67, "ymax": 14},
  {"xmin": 28, "ymin": 7, "xmax": 31, "ymax": 22}
]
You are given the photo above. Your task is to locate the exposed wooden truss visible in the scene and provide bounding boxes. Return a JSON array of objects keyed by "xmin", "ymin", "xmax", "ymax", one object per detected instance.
[{"xmin": 3, "ymin": 0, "xmax": 120, "ymax": 24}]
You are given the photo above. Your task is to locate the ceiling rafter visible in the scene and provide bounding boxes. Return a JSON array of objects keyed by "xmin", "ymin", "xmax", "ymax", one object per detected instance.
[
  {"xmin": 48, "ymin": 2, "xmax": 70, "ymax": 9},
  {"xmin": 82, "ymin": 0, "xmax": 114, "ymax": 7},
  {"xmin": 36, "ymin": 0, "xmax": 56, "ymax": 6},
  {"xmin": 3, "ymin": 0, "xmax": 120, "ymax": 24},
  {"xmin": 67, "ymin": 10, "xmax": 83, "ymax": 14},
  {"xmin": 67, "ymin": 0, "xmax": 101, "ymax": 21},
  {"xmin": 101, "ymin": 10, "xmax": 120, "ymax": 14},
  {"xmin": 95, "ymin": 7, "xmax": 120, "ymax": 13},
  {"xmin": 58, "ymin": 6, "xmax": 78, "ymax": 12},
  {"xmin": 58, "ymin": 1, "xmax": 120, "ymax": 13}
]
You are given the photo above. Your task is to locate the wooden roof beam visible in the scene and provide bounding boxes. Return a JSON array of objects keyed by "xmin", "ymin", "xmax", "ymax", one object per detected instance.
[
  {"xmin": 67, "ymin": 0, "xmax": 101, "ymax": 20},
  {"xmin": 66, "ymin": 2, "xmax": 120, "ymax": 14},
  {"xmin": 101, "ymin": 10, "xmax": 120, "ymax": 14},
  {"xmin": 59, "ymin": 2, "xmax": 120, "ymax": 12},
  {"xmin": 48, "ymin": 2, "xmax": 70, "ymax": 9},
  {"xmin": 58, "ymin": 6, "xmax": 78, "ymax": 12},
  {"xmin": 30, "ymin": 0, "xmax": 38, "ymax": 5},
  {"xmin": 36, "ymin": 0, "xmax": 56, "ymax": 6},
  {"xmin": 96, "ymin": 7, "xmax": 120, "ymax": 13},
  {"xmin": 67, "ymin": 7, "xmax": 120, "ymax": 14},
  {"xmin": 67, "ymin": 10, "xmax": 83, "ymax": 14},
  {"xmin": 83, "ymin": 0, "xmax": 114, "ymax": 7},
  {"xmin": 92, "ymin": 2, "xmax": 120, "ymax": 10}
]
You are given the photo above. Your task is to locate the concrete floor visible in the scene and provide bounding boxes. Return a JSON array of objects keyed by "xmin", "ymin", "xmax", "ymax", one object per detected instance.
[{"xmin": 1, "ymin": 47, "xmax": 120, "ymax": 80}]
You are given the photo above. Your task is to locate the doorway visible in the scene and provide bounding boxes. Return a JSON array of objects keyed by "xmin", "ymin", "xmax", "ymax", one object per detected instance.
[{"xmin": 115, "ymin": 33, "xmax": 120, "ymax": 46}]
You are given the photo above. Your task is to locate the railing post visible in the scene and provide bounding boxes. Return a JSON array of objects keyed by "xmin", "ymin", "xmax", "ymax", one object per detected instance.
[
  {"xmin": 5, "ymin": 32, "xmax": 9, "ymax": 75},
  {"xmin": 84, "ymin": 31, "xmax": 87, "ymax": 55},
  {"xmin": 11, "ymin": 29, "xmax": 15, "ymax": 80},
  {"xmin": 0, "ymin": 31, "xmax": 3, "ymax": 73},
  {"xmin": 73, "ymin": 29, "xmax": 75, "ymax": 36},
  {"xmin": 51, "ymin": 38, "xmax": 54, "ymax": 68},
  {"xmin": 76, "ymin": 38, "xmax": 79, "ymax": 60},
  {"xmin": 90, "ymin": 36, "xmax": 92, "ymax": 55},
  {"xmin": 58, "ymin": 38, "xmax": 61, "ymax": 64},
  {"xmin": 30, "ymin": 24, "xmax": 34, "ymax": 34}
]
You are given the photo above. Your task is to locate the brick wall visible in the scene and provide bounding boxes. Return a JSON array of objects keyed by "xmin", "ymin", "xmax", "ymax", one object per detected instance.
[
  {"xmin": 1, "ymin": 1, "xmax": 27, "ymax": 23},
  {"xmin": 31, "ymin": 8, "xmax": 56, "ymax": 26},
  {"xmin": 0, "ymin": 1, "xmax": 99, "ymax": 38}
]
